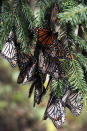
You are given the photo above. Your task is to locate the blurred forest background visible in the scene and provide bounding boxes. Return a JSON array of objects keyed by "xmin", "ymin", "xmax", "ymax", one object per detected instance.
[{"xmin": 0, "ymin": 0, "xmax": 87, "ymax": 131}]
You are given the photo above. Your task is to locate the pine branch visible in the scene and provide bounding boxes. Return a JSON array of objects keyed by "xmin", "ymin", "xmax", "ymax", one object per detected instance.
[
  {"xmin": 59, "ymin": 0, "xmax": 77, "ymax": 11},
  {"xmin": 0, "ymin": 13, "xmax": 14, "ymax": 48},
  {"xmin": 73, "ymin": 35, "xmax": 87, "ymax": 52},
  {"xmin": 15, "ymin": 15, "xmax": 31, "ymax": 53},
  {"xmin": 67, "ymin": 59, "xmax": 87, "ymax": 96},
  {"xmin": 51, "ymin": 79, "xmax": 64, "ymax": 98},
  {"xmin": 37, "ymin": 0, "xmax": 55, "ymax": 8},
  {"xmin": 36, "ymin": 0, "xmax": 56, "ymax": 27},
  {"xmin": 36, "ymin": 8, "xmax": 45, "ymax": 27},
  {"xmin": 58, "ymin": 4, "xmax": 87, "ymax": 26},
  {"xmin": 74, "ymin": 53, "xmax": 87, "ymax": 72},
  {"xmin": 0, "ymin": 0, "xmax": 35, "ymax": 52},
  {"xmin": 21, "ymin": 0, "xmax": 35, "ymax": 29},
  {"xmin": 1, "ymin": 0, "xmax": 10, "ymax": 13}
]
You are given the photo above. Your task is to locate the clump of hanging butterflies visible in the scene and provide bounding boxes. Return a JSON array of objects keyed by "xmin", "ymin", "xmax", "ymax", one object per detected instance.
[{"xmin": 0, "ymin": 3, "xmax": 84, "ymax": 129}]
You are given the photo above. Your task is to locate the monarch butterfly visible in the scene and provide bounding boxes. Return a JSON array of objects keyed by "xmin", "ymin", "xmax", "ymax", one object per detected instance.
[
  {"xmin": 29, "ymin": 73, "xmax": 46, "ymax": 107},
  {"xmin": 34, "ymin": 27, "xmax": 58, "ymax": 46},
  {"xmin": 17, "ymin": 48, "xmax": 32, "ymax": 71},
  {"xmin": 17, "ymin": 55, "xmax": 36, "ymax": 84},
  {"xmin": 43, "ymin": 92, "xmax": 55, "ymax": 120},
  {"xmin": 66, "ymin": 91, "xmax": 83, "ymax": 116},
  {"xmin": 0, "ymin": 32, "xmax": 17, "ymax": 67},
  {"xmin": 43, "ymin": 92, "xmax": 65, "ymax": 128},
  {"xmin": 43, "ymin": 39, "xmax": 73, "ymax": 60},
  {"xmin": 56, "ymin": 40, "xmax": 72, "ymax": 60},
  {"xmin": 52, "ymin": 109, "xmax": 65, "ymax": 128},
  {"xmin": 34, "ymin": 82, "xmax": 46, "ymax": 107},
  {"xmin": 22, "ymin": 60, "xmax": 37, "ymax": 84},
  {"xmin": 38, "ymin": 50, "xmax": 65, "ymax": 80}
]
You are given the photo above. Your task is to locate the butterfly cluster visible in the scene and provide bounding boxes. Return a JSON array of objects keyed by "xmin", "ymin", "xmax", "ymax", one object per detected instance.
[
  {"xmin": 0, "ymin": 3, "xmax": 84, "ymax": 129},
  {"xmin": 43, "ymin": 90, "xmax": 83, "ymax": 128},
  {"xmin": 0, "ymin": 28, "xmax": 84, "ymax": 128}
]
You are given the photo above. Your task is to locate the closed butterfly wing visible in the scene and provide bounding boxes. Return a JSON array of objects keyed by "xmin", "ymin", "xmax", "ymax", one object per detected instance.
[
  {"xmin": 33, "ymin": 73, "xmax": 46, "ymax": 106},
  {"xmin": 46, "ymin": 99, "xmax": 65, "ymax": 127},
  {"xmin": 17, "ymin": 71, "xmax": 27, "ymax": 84},
  {"xmin": 17, "ymin": 50, "xmax": 37, "ymax": 84},
  {"xmin": 66, "ymin": 91, "xmax": 83, "ymax": 116},
  {"xmin": 0, "ymin": 32, "xmax": 17, "ymax": 67},
  {"xmin": 29, "ymin": 81, "xmax": 36, "ymax": 98},
  {"xmin": 52, "ymin": 113, "xmax": 65, "ymax": 129},
  {"xmin": 34, "ymin": 82, "xmax": 46, "ymax": 106},
  {"xmin": 43, "ymin": 92, "xmax": 55, "ymax": 120},
  {"xmin": 17, "ymin": 51, "xmax": 32, "ymax": 71},
  {"xmin": 43, "ymin": 93, "xmax": 65, "ymax": 128},
  {"xmin": 22, "ymin": 58, "xmax": 37, "ymax": 84},
  {"xmin": 28, "ymin": 73, "xmax": 46, "ymax": 107},
  {"xmin": 17, "ymin": 54, "xmax": 32, "ymax": 84}
]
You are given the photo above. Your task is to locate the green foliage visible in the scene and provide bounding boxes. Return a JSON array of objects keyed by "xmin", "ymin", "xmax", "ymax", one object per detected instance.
[
  {"xmin": 21, "ymin": 0, "xmax": 35, "ymax": 29},
  {"xmin": 0, "ymin": 0, "xmax": 35, "ymax": 52},
  {"xmin": 52, "ymin": 79, "xmax": 64, "ymax": 98},
  {"xmin": 36, "ymin": 0, "xmax": 56, "ymax": 27},
  {"xmin": 67, "ymin": 59, "xmax": 87, "ymax": 95},
  {"xmin": 58, "ymin": 4, "xmax": 87, "ymax": 26},
  {"xmin": 59, "ymin": 0, "xmax": 78, "ymax": 11},
  {"xmin": 74, "ymin": 53, "xmax": 87, "ymax": 72},
  {"xmin": 73, "ymin": 35, "xmax": 87, "ymax": 51},
  {"xmin": 0, "ymin": 13, "xmax": 14, "ymax": 48},
  {"xmin": 15, "ymin": 15, "xmax": 31, "ymax": 52}
]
